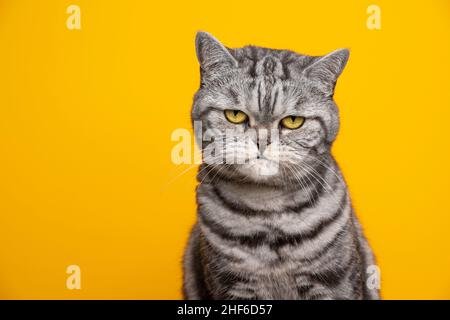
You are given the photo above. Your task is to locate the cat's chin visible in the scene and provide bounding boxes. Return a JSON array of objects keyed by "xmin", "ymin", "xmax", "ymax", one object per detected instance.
[{"xmin": 238, "ymin": 158, "xmax": 281, "ymax": 182}]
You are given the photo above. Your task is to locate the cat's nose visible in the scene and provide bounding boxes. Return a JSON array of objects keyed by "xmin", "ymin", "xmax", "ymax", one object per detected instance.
[
  {"xmin": 256, "ymin": 141, "xmax": 261, "ymax": 159},
  {"xmin": 256, "ymin": 128, "xmax": 271, "ymax": 154}
]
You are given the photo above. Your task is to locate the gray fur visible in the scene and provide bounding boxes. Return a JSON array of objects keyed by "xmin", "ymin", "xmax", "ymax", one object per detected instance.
[{"xmin": 183, "ymin": 32, "xmax": 380, "ymax": 300}]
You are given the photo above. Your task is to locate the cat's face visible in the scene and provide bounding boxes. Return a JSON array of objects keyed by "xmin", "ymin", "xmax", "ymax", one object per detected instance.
[{"xmin": 192, "ymin": 32, "xmax": 349, "ymax": 186}]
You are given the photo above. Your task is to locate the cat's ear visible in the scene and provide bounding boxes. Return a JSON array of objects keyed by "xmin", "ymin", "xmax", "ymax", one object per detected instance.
[
  {"xmin": 195, "ymin": 31, "xmax": 238, "ymax": 75},
  {"xmin": 302, "ymin": 48, "xmax": 349, "ymax": 95}
]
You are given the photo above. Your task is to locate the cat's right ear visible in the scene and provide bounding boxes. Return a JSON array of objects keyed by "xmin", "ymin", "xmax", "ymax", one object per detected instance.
[{"xmin": 195, "ymin": 32, "xmax": 238, "ymax": 75}]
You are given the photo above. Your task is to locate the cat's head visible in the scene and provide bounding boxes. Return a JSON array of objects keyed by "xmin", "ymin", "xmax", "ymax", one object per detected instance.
[{"xmin": 191, "ymin": 32, "xmax": 348, "ymax": 186}]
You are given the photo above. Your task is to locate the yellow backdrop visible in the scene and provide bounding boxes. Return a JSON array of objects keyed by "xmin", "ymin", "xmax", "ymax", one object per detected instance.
[{"xmin": 0, "ymin": 0, "xmax": 449, "ymax": 299}]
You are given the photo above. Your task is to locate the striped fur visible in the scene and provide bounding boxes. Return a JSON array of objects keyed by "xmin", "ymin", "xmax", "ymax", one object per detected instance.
[{"xmin": 183, "ymin": 32, "xmax": 380, "ymax": 300}]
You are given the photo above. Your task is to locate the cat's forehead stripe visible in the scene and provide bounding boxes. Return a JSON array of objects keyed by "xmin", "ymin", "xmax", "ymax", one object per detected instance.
[
  {"xmin": 251, "ymin": 73, "xmax": 285, "ymax": 118},
  {"xmin": 255, "ymin": 56, "xmax": 284, "ymax": 78},
  {"xmin": 232, "ymin": 48, "xmax": 301, "ymax": 117}
]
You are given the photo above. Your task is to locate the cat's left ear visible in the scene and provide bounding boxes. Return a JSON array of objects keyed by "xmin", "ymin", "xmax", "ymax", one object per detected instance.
[
  {"xmin": 302, "ymin": 49, "xmax": 349, "ymax": 95},
  {"xmin": 195, "ymin": 31, "xmax": 238, "ymax": 76}
]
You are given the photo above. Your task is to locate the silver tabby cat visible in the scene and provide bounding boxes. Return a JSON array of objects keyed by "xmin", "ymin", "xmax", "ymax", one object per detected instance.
[{"xmin": 183, "ymin": 32, "xmax": 380, "ymax": 300}]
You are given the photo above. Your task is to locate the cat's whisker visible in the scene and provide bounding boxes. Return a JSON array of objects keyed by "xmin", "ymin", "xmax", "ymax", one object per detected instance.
[
  {"xmin": 284, "ymin": 137, "xmax": 345, "ymax": 186},
  {"xmin": 294, "ymin": 163, "xmax": 345, "ymax": 211},
  {"xmin": 208, "ymin": 164, "xmax": 230, "ymax": 185},
  {"xmin": 292, "ymin": 164, "xmax": 320, "ymax": 201},
  {"xmin": 162, "ymin": 147, "xmax": 224, "ymax": 191},
  {"xmin": 161, "ymin": 163, "xmax": 200, "ymax": 191},
  {"xmin": 198, "ymin": 164, "xmax": 220, "ymax": 186},
  {"xmin": 302, "ymin": 153, "xmax": 345, "ymax": 184},
  {"xmin": 284, "ymin": 164, "xmax": 316, "ymax": 208},
  {"xmin": 289, "ymin": 164, "xmax": 320, "ymax": 207},
  {"xmin": 283, "ymin": 139, "xmax": 347, "ymax": 189},
  {"xmin": 299, "ymin": 162, "xmax": 335, "ymax": 194}
]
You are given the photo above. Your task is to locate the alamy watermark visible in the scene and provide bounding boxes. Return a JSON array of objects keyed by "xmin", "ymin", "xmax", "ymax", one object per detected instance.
[
  {"xmin": 366, "ymin": 264, "xmax": 381, "ymax": 290},
  {"xmin": 66, "ymin": 264, "xmax": 81, "ymax": 290},
  {"xmin": 366, "ymin": 4, "xmax": 381, "ymax": 30},
  {"xmin": 66, "ymin": 4, "xmax": 81, "ymax": 30}
]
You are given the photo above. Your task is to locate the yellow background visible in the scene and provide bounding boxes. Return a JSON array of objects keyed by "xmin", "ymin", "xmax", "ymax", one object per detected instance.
[{"xmin": 0, "ymin": 0, "xmax": 449, "ymax": 299}]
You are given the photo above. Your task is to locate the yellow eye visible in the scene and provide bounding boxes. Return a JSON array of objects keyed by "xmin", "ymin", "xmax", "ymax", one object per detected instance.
[
  {"xmin": 281, "ymin": 116, "xmax": 305, "ymax": 129},
  {"xmin": 224, "ymin": 110, "xmax": 248, "ymax": 124}
]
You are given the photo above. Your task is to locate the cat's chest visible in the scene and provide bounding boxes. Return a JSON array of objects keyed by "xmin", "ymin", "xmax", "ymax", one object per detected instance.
[
  {"xmin": 205, "ymin": 209, "xmax": 349, "ymax": 273},
  {"xmin": 223, "ymin": 255, "xmax": 314, "ymax": 299},
  {"xmin": 223, "ymin": 240, "xmax": 308, "ymax": 274},
  {"xmin": 200, "ymin": 203, "xmax": 345, "ymax": 271}
]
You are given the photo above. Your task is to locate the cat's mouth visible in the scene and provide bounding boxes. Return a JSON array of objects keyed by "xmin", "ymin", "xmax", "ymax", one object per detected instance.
[{"xmin": 242, "ymin": 158, "xmax": 281, "ymax": 178}]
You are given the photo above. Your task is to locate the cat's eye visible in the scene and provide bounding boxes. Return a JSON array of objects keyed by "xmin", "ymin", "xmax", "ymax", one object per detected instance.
[
  {"xmin": 281, "ymin": 116, "xmax": 305, "ymax": 129},
  {"xmin": 224, "ymin": 110, "xmax": 248, "ymax": 124}
]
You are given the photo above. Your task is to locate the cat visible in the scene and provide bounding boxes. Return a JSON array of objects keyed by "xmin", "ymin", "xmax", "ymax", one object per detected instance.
[{"xmin": 182, "ymin": 31, "xmax": 380, "ymax": 300}]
